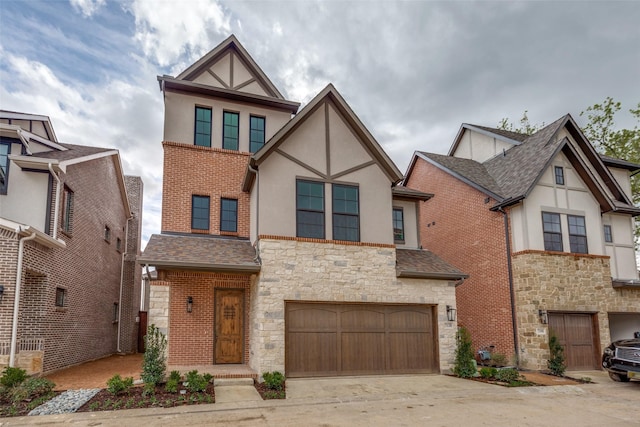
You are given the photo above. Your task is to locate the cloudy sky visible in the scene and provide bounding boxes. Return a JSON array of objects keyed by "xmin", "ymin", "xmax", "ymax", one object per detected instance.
[{"xmin": 1, "ymin": 0, "xmax": 639, "ymax": 248}]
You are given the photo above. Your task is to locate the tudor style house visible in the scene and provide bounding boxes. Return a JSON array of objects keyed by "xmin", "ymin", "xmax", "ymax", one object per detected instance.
[
  {"xmin": 405, "ymin": 117, "xmax": 640, "ymax": 371},
  {"xmin": 0, "ymin": 110, "xmax": 143, "ymax": 374},
  {"xmin": 139, "ymin": 35, "xmax": 466, "ymax": 378}
]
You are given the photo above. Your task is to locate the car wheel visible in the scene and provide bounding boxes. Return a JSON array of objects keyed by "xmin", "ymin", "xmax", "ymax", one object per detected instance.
[{"xmin": 608, "ymin": 372, "xmax": 630, "ymax": 382}]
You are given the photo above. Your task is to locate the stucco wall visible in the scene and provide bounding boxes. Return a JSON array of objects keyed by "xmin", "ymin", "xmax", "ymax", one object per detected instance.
[
  {"xmin": 250, "ymin": 238, "xmax": 458, "ymax": 375},
  {"xmin": 452, "ymin": 129, "xmax": 515, "ymax": 163},
  {"xmin": 512, "ymin": 251, "xmax": 640, "ymax": 370}
]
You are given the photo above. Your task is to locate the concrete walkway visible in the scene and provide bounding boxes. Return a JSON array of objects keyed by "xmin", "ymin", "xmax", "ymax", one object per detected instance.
[{"xmin": 4, "ymin": 371, "xmax": 638, "ymax": 426}]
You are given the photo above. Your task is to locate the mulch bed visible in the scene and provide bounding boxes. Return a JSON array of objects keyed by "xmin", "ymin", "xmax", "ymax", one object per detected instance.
[
  {"xmin": 77, "ymin": 383, "xmax": 215, "ymax": 412},
  {"xmin": 253, "ymin": 380, "xmax": 286, "ymax": 399}
]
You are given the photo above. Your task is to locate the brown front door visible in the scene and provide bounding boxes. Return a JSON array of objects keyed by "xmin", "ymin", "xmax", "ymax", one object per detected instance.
[
  {"xmin": 548, "ymin": 312, "xmax": 598, "ymax": 370},
  {"xmin": 215, "ymin": 289, "xmax": 244, "ymax": 364}
]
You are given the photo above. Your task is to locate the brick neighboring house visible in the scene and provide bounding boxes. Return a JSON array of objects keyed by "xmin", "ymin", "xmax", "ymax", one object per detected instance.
[
  {"xmin": 139, "ymin": 35, "xmax": 466, "ymax": 378},
  {"xmin": 405, "ymin": 116, "xmax": 640, "ymax": 371},
  {"xmin": 0, "ymin": 110, "xmax": 143, "ymax": 374}
]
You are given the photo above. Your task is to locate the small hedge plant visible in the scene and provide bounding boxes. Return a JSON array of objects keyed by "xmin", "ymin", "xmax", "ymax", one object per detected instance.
[
  {"xmin": 0, "ymin": 367, "xmax": 55, "ymax": 405},
  {"xmin": 262, "ymin": 371, "xmax": 285, "ymax": 391},
  {"xmin": 106, "ymin": 374, "xmax": 134, "ymax": 395},
  {"xmin": 185, "ymin": 370, "xmax": 212, "ymax": 393},
  {"xmin": 547, "ymin": 331, "xmax": 566, "ymax": 376},
  {"xmin": 453, "ymin": 326, "xmax": 477, "ymax": 378}
]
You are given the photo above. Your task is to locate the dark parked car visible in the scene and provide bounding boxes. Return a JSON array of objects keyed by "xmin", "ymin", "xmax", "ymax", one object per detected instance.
[{"xmin": 602, "ymin": 338, "xmax": 640, "ymax": 382}]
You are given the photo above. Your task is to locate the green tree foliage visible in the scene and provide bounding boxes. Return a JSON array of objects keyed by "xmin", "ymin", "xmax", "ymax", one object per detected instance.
[
  {"xmin": 497, "ymin": 110, "xmax": 545, "ymax": 135},
  {"xmin": 453, "ymin": 326, "xmax": 477, "ymax": 378},
  {"xmin": 141, "ymin": 324, "xmax": 167, "ymax": 387},
  {"xmin": 547, "ymin": 331, "xmax": 566, "ymax": 377}
]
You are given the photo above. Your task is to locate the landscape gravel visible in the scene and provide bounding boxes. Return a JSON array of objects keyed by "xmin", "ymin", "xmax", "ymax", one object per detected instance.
[{"xmin": 28, "ymin": 388, "xmax": 101, "ymax": 416}]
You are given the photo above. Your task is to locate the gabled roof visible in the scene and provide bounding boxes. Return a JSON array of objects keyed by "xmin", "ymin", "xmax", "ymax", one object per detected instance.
[
  {"xmin": 243, "ymin": 84, "xmax": 402, "ymax": 191},
  {"xmin": 139, "ymin": 234, "xmax": 260, "ymax": 273},
  {"xmin": 396, "ymin": 249, "xmax": 467, "ymax": 280},
  {"xmin": 158, "ymin": 35, "xmax": 300, "ymax": 114},
  {"xmin": 391, "ymin": 186, "xmax": 434, "ymax": 201},
  {"xmin": 177, "ymin": 35, "xmax": 285, "ymax": 99},
  {"xmin": 408, "ymin": 114, "xmax": 640, "ymax": 215},
  {"xmin": 447, "ymin": 123, "xmax": 527, "ymax": 156},
  {"xmin": 600, "ymin": 154, "xmax": 640, "ymax": 175},
  {"xmin": 0, "ymin": 110, "xmax": 58, "ymax": 143}
]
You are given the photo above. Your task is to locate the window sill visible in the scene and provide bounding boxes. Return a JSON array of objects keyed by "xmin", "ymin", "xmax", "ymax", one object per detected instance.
[
  {"xmin": 191, "ymin": 229, "xmax": 210, "ymax": 234},
  {"xmin": 55, "ymin": 306, "xmax": 67, "ymax": 312},
  {"xmin": 220, "ymin": 231, "xmax": 239, "ymax": 237}
]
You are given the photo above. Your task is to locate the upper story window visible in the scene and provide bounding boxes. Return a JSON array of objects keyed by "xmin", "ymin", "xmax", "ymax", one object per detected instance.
[
  {"xmin": 542, "ymin": 212, "xmax": 563, "ymax": 252},
  {"xmin": 249, "ymin": 116, "xmax": 266, "ymax": 153},
  {"xmin": 554, "ymin": 166, "xmax": 565, "ymax": 185},
  {"xmin": 220, "ymin": 198, "xmax": 238, "ymax": 232},
  {"xmin": 192, "ymin": 195, "xmax": 210, "ymax": 230},
  {"xmin": 116, "ymin": 237, "xmax": 122, "ymax": 252},
  {"xmin": 194, "ymin": 106, "xmax": 212, "ymax": 147},
  {"xmin": 62, "ymin": 186, "xmax": 74, "ymax": 234},
  {"xmin": 0, "ymin": 140, "xmax": 11, "ymax": 195},
  {"xmin": 567, "ymin": 215, "xmax": 588, "ymax": 254},
  {"xmin": 603, "ymin": 224, "xmax": 613, "ymax": 243},
  {"xmin": 104, "ymin": 225, "xmax": 111, "ymax": 242},
  {"xmin": 223, "ymin": 111, "xmax": 239, "ymax": 150},
  {"xmin": 333, "ymin": 184, "xmax": 359, "ymax": 242},
  {"xmin": 393, "ymin": 207, "xmax": 404, "ymax": 243},
  {"xmin": 296, "ymin": 180, "xmax": 324, "ymax": 239}
]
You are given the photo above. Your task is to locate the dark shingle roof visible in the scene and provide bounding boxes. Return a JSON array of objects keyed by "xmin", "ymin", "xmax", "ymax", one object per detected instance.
[
  {"xmin": 139, "ymin": 234, "xmax": 260, "ymax": 272},
  {"xmin": 419, "ymin": 152, "xmax": 504, "ymax": 198},
  {"xmin": 33, "ymin": 143, "xmax": 114, "ymax": 162},
  {"xmin": 396, "ymin": 249, "xmax": 467, "ymax": 280},
  {"xmin": 483, "ymin": 116, "xmax": 568, "ymax": 199}
]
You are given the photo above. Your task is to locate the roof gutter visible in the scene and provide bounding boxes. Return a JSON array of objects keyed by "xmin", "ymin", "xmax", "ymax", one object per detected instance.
[
  {"xmin": 9, "ymin": 227, "xmax": 37, "ymax": 367},
  {"xmin": 136, "ymin": 260, "xmax": 261, "ymax": 273},
  {"xmin": 497, "ymin": 206, "xmax": 520, "ymax": 367},
  {"xmin": 396, "ymin": 270, "xmax": 468, "ymax": 281},
  {"xmin": 490, "ymin": 195, "xmax": 525, "ymax": 211}
]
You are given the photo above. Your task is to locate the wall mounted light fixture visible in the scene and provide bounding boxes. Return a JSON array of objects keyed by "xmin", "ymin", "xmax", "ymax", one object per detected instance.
[
  {"xmin": 446, "ymin": 305, "xmax": 457, "ymax": 322},
  {"xmin": 187, "ymin": 296, "xmax": 193, "ymax": 313},
  {"xmin": 538, "ymin": 309, "xmax": 548, "ymax": 324}
]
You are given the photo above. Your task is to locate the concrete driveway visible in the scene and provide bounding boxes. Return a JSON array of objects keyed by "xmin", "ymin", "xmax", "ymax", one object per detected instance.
[{"xmin": 5, "ymin": 371, "xmax": 639, "ymax": 426}]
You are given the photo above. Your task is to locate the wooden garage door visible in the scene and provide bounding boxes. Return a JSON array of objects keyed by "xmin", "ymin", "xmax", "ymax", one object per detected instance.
[
  {"xmin": 548, "ymin": 313, "xmax": 598, "ymax": 370},
  {"xmin": 285, "ymin": 302, "xmax": 438, "ymax": 377}
]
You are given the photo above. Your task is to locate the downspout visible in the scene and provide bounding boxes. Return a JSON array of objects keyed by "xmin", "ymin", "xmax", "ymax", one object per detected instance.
[
  {"xmin": 248, "ymin": 163, "xmax": 259, "ymax": 253},
  {"xmin": 117, "ymin": 215, "xmax": 132, "ymax": 353},
  {"xmin": 498, "ymin": 206, "xmax": 520, "ymax": 366},
  {"xmin": 48, "ymin": 163, "xmax": 61, "ymax": 240},
  {"xmin": 9, "ymin": 228, "xmax": 37, "ymax": 367}
]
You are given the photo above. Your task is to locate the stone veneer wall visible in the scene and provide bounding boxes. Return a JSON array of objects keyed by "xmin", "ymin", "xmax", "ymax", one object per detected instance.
[
  {"xmin": 250, "ymin": 238, "xmax": 458, "ymax": 375},
  {"xmin": 512, "ymin": 250, "xmax": 640, "ymax": 370},
  {"xmin": 148, "ymin": 282, "xmax": 170, "ymax": 340}
]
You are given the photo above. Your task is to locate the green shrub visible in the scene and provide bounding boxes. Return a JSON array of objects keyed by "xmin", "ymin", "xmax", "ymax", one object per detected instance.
[
  {"xmin": 142, "ymin": 324, "xmax": 167, "ymax": 386},
  {"xmin": 490, "ymin": 353, "xmax": 508, "ymax": 367},
  {"xmin": 106, "ymin": 374, "xmax": 134, "ymax": 395},
  {"xmin": 453, "ymin": 327, "xmax": 477, "ymax": 378},
  {"xmin": 494, "ymin": 368, "xmax": 520, "ymax": 383},
  {"xmin": 479, "ymin": 367, "xmax": 497, "ymax": 379},
  {"xmin": 8, "ymin": 377, "xmax": 55, "ymax": 403},
  {"xmin": 0, "ymin": 367, "xmax": 28, "ymax": 388},
  {"xmin": 142, "ymin": 382, "xmax": 156, "ymax": 396},
  {"xmin": 165, "ymin": 378, "xmax": 178, "ymax": 393},
  {"xmin": 168, "ymin": 370, "xmax": 182, "ymax": 382},
  {"xmin": 547, "ymin": 331, "xmax": 566, "ymax": 376},
  {"xmin": 185, "ymin": 370, "xmax": 209, "ymax": 392},
  {"xmin": 262, "ymin": 371, "xmax": 285, "ymax": 391}
]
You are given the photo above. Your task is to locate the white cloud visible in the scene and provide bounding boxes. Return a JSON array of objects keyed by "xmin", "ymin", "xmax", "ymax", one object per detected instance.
[
  {"xmin": 128, "ymin": 0, "xmax": 231, "ymax": 69},
  {"xmin": 69, "ymin": 0, "xmax": 105, "ymax": 17},
  {"xmin": 0, "ymin": 51, "xmax": 164, "ymax": 249}
]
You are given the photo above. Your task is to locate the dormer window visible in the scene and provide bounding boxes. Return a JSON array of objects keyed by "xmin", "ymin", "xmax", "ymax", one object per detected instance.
[{"xmin": 554, "ymin": 166, "xmax": 565, "ymax": 185}]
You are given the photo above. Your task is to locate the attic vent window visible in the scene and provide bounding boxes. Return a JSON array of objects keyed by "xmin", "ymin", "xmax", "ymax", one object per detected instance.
[{"xmin": 554, "ymin": 166, "xmax": 565, "ymax": 185}]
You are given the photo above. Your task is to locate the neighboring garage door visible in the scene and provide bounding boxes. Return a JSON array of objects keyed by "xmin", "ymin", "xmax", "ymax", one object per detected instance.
[
  {"xmin": 285, "ymin": 302, "xmax": 438, "ymax": 378},
  {"xmin": 548, "ymin": 313, "xmax": 598, "ymax": 370}
]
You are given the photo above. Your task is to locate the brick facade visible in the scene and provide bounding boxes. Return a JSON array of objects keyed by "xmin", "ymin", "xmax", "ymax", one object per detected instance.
[
  {"xmin": 405, "ymin": 157, "xmax": 516, "ymax": 358},
  {"xmin": 0, "ymin": 157, "xmax": 142, "ymax": 374},
  {"xmin": 161, "ymin": 142, "xmax": 250, "ymax": 237}
]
